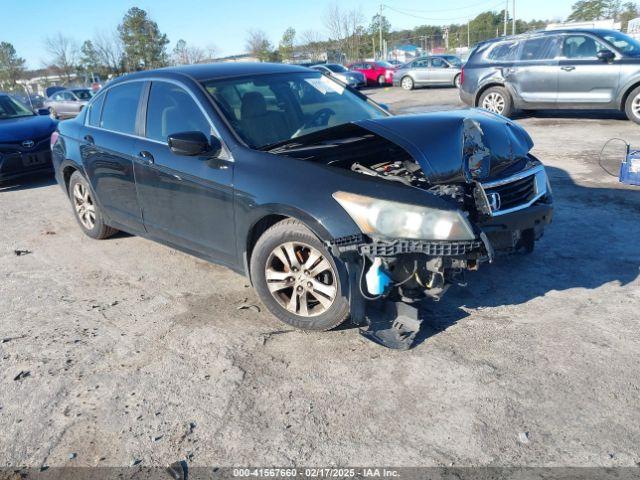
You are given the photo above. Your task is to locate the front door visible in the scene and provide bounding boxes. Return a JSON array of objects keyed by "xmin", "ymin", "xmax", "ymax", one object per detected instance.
[
  {"xmin": 427, "ymin": 57, "xmax": 453, "ymax": 84},
  {"xmin": 133, "ymin": 81, "xmax": 236, "ymax": 265},
  {"xmin": 81, "ymin": 82, "xmax": 145, "ymax": 231},
  {"xmin": 557, "ymin": 34, "xmax": 621, "ymax": 107},
  {"xmin": 411, "ymin": 58, "xmax": 430, "ymax": 84}
]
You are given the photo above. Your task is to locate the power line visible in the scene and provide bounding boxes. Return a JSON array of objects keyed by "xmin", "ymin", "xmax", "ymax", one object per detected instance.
[
  {"xmin": 382, "ymin": 0, "xmax": 506, "ymax": 14},
  {"xmin": 383, "ymin": 1, "xmax": 507, "ymax": 22}
]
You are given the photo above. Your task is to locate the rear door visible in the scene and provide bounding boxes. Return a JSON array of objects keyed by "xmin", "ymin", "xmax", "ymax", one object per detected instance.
[
  {"xmin": 133, "ymin": 80, "xmax": 236, "ymax": 264},
  {"xmin": 557, "ymin": 33, "xmax": 621, "ymax": 107},
  {"xmin": 81, "ymin": 82, "xmax": 145, "ymax": 231},
  {"xmin": 411, "ymin": 58, "xmax": 430, "ymax": 84},
  {"xmin": 509, "ymin": 34, "xmax": 561, "ymax": 107}
]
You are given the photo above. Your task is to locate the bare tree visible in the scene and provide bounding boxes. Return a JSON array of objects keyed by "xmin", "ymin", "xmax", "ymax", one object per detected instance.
[
  {"xmin": 43, "ymin": 33, "xmax": 79, "ymax": 84},
  {"xmin": 299, "ymin": 30, "xmax": 325, "ymax": 62},
  {"xmin": 323, "ymin": 3, "xmax": 364, "ymax": 62},
  {"xmin": 93, "ymin": 30, "xmax": 125, "ymax": 76},
  {"xmin": 245, "ymin": 29, "xmax": 273, "ymax": 62},
  {"xmin": 172, "ymin": 39, "xmax": 206, "ymax": 65},
  {"xmin": 204, "ymin": 44, "xmax": 219, "ymax": 61}
]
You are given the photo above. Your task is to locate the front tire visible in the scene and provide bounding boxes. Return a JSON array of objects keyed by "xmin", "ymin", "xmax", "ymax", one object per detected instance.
[
  {"xmin": 49, "ymin": 107, "xmax": 58, "ymax": 119},
  {"xmin": 479, "ymin": 86, "xmax": 513, "ymax": 118},
  {"xmin": 68, "ymin": 171, "xmax": 118, "ymax": 240},
  {"xmin": 401, "ymin": 76, "xmax": 414, "ymax": 91},
  {"xmin": 624, "ymin": 86, "xmax": 640, "ymax": 125},
  {"xmin": 250, "ymin": 219, "xmax": 350, "ymax": 331}
]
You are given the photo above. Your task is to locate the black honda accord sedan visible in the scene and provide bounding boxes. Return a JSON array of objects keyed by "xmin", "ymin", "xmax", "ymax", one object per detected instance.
[{"xmin": 52, "ymin": 63, "xmax": 553, "ymax": 332}]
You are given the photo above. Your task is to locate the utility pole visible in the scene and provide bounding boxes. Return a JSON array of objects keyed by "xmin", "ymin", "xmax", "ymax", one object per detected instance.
[
  {"xmin": 379, "ymin": 4, "xmax": 383, "ymax": 60},
  {"xmin": 503, "ymin": 0, "xmax": 508, "ymax": 36},
  {"xmin": 512, "ymin": 0, "xmax": 516, "ymax": 35}
]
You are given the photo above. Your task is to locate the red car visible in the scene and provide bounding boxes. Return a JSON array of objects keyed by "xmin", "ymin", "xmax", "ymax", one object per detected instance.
[{"xmin": 347, "ymin": 61, "xmax": 396, "ymax": 86}]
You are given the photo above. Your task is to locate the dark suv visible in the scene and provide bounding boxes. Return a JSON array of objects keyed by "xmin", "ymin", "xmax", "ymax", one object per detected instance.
[{"xmin": 459, "ymin": 29, "xmax": 640, "ymax": 123}]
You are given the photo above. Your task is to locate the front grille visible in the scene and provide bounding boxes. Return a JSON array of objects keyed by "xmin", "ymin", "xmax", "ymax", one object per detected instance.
[
  {"xmin": 484, "ymin": 174, "xmax": 536, "ymax": 210},
  {"xmin": 479, "ymin": 165, "xmax": 548, "ymax": 216}
]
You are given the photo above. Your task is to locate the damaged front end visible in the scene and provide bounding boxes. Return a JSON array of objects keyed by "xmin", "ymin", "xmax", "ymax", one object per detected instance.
[{"xmin": 267, "ymin": 109, "xmax": 554, "ymax": 348}]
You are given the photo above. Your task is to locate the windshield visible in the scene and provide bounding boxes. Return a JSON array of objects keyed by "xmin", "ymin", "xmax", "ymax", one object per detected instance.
[
  {"xmin": 203, "ymin": 72, "xmax": 387, "ymax": 149},
  {"xmin": 601, "ymin": 30, "xmax": 640, "ymax": 56},
  {"xmin": 0, "ymin": 95, "xmax": 34, "ymax": 120},
  {"xmin": 72, "ymin": 89, "xmax": 93, "ymax": 100},
  {"xmin": 327, "ymin": 64, "xmax": 348, "ymax": 73}
]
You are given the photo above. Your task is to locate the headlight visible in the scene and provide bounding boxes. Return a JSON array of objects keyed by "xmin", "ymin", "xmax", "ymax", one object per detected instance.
[{"xmin": 333, "ymin": 191, "xmax": 476, "ymax": 241}]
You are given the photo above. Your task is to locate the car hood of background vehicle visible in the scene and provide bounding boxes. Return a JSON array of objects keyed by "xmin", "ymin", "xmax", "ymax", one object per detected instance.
[
  {"xmin": 0, "ymin": 115, "xmax": 57, "ymax": 143},
  {"xmin": 357, "ymin": 109, "xmax": 534, "ymax": 183}
]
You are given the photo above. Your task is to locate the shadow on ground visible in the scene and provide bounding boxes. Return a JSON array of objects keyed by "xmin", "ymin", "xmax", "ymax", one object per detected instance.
[
  {"xmin": 0, "ymin": 171, "xmax": 56, "ymax": 192},
  {"xmin": 413, "ymin": 166, "xmax": 638, "ymax": 348}
]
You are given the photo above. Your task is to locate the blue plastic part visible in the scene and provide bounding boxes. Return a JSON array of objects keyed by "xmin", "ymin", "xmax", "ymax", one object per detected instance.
[
  {"xmin": 365, "ymin": 258, "xmax": 392, "ymax": 296},
  {"xmin": 620, "ymin": 149, "xmax": 640, "ymax": 186}
]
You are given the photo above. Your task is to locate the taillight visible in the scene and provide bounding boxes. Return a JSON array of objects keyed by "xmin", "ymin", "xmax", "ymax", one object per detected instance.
[{"xmin": 50, "ymin": 131, "xmax": 59, "ymax": 149}]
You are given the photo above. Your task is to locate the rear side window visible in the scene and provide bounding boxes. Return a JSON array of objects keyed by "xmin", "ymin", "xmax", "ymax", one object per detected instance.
[
  {"xmin": 486, "ymin": 40, "xmax": 520, "ymax": 61},
  {"xmin": 430, "ymin": 58, "xmax": 447, "ymax": 68},
  {"xmin": 413, "ymin": 59, "xmax": 428, "ymax": 67},
  {"xmin": 520, "ymin": 36, "xmax": 561, "ymax": 60},
  {"xmin": 88, "ymin": 93, "xmax": 105, "ymax": 127},
  {"xmin": 100, "ymin": 82, "xmax": 143, "ymax": 135},
  {"xmin": 145, "ymin": 82, "xmax": 211, "ymax": 143}
]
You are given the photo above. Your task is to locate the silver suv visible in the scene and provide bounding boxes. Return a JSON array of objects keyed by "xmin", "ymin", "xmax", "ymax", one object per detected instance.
[{"xmin": 459, "ymin": 29, "xmax": 640, "ymax": 124}]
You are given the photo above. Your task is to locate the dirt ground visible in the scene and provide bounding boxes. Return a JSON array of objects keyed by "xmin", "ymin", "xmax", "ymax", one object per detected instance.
[{"xmin": 1, "ymin": 86, "xmax": 639, "ymax": 469}]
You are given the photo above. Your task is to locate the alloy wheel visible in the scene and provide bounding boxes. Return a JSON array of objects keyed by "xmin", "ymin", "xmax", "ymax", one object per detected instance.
[
  {"xmin": 482, "ymin": 92, "xmax": 505, "ymax": 114},
  {"xmin": 401, "ymin": 77, "xmax": 413, "ymax": 90},
  {"xmin": 73, "ymin": 183, "xmax": 96, "ymax": 230},
  {"xmin": 265, "ymin": 241, "xmax": 337, "ymax": 317},
  {"xmin": 632, "ymin": 93, "xmax": 640, "ymax": 119}
]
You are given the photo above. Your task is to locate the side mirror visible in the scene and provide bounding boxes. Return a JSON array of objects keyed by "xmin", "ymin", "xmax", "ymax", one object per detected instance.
[
  {"xmin": 597, "ymin": 49, "xmax": 615, "ymax": 62},
  {"xmin": 37, "ymin": 108, "xmax": 50, "ymax": 116},
  {"xmin": 168, "ymin": 131, "xmax": 221, "ymax": 157}
]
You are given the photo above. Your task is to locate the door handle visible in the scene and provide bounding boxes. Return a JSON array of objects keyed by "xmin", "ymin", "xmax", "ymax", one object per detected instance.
[
  {"xmin": 138, "ymin": 151, "xmax": 154, "ymax": 165},
  {"xmin": 83, "ymin": 135, "xmax": 94, "ymax": 144},
  {"xmin": 561, "ymin": 66, "xmax": 576, "ymax": 72}
]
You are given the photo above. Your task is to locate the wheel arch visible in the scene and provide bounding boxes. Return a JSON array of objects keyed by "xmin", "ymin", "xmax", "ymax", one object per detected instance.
[
  {"xmin": 474, "ymin": 82, "xmax": 508, "ymax": 106},
  {"xmin": 60, "ymin": 159, "xmax": 84, "ymax": 195},
  {"xmin": 242, "ymin": 207, "xmax": 338, "ymax": 283},
  {"xmin": 620, "ymin": 80, "xmax": 640, "ymax": 110}
]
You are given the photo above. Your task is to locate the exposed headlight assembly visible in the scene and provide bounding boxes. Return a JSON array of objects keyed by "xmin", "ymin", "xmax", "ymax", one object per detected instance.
[{"xmin": 333, "ymin": 191, "xmax": 476, "ymax": 241}]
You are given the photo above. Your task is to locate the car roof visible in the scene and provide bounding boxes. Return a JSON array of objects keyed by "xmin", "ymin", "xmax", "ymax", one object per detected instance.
[
  {"xmin": 109, "ymin": 62, "xmax": 312, "ymax": 86},
  {"xmin": 479, "ymin": 28, "xmax": 622, "ymax": 45}
]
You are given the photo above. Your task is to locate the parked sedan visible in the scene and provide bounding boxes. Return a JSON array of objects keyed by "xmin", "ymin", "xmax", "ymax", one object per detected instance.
[
  {"xmin": 347, "ymin": 61, "xmax": 396, "ymax": 86},
  {"xmin": 310, "ymin": 64, "xmax": 366, "ymax": 88},
  {"xmin": 0, "ymin": 94, "xmax": 57, "ymax": 183},
  {"xmin": 394, "ymin": 56, "xmax": 462, "ymax": 90},
  {"xmin": 44, "ymin": 88, "xmax": 93, "ymax": 119},
  {"xmin": 51, "ymin": 63, "xmax": 553, "ymax": 336}
]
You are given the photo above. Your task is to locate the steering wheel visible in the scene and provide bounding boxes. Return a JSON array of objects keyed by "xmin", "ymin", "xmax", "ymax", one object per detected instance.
[{"xmin": 292, "ymin": 108, "xmax": 335, "ymax": 138}]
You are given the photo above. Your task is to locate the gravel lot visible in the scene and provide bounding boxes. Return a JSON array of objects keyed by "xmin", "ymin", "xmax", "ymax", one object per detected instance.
[{"xmin": 1, "ymin": 86, "xmax": 639, "ymax": 469}]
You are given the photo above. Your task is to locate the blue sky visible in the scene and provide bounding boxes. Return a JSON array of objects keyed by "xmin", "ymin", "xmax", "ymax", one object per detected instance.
[{"xmin": 6, "ymin": 0, "xmax": 573, "ymax": 68}]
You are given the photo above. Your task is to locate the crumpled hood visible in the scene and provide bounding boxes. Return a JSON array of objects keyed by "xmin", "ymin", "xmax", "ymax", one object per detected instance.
[
  {"xmin": 357, "ymin": 109, "xmax": 534, "ymax": 184},
  {"xmin": 0, "ymin": 115, "xmax": 57, "ymax": 143}
]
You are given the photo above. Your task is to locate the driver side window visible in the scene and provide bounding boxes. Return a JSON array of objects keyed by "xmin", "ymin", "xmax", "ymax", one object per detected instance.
[{"xmin": 145, "ymin": 82, "xmax": 211, "ymax": 143}]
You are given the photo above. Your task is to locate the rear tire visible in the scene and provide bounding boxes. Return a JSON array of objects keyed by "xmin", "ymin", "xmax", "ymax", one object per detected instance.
[
  {"xmin": 250, "ymin": 219, "xmax": 350, "ymax": 331},
  {"xmin": 68, "ymin": 171, "xmax": 118, "ymax": 240},
  {"xmin": 454, "ymin": 74, "xmax": 461, "ymax": 88},
  {"xmin": 478, "ymin": 86, "xmax": 513, "ymax": 118},
  {"xmin": 624, "ymin": 86, "xmax": 640, "ymax": 125},
  {"xmin": 401, "ymin": 76, "xmax": 414, "ymax": 91}
]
